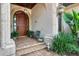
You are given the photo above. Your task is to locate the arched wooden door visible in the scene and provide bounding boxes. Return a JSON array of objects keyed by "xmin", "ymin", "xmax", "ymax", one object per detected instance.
[{"xmin": 14, "ymin": 11, "xmax": 29, "ymax": 36}]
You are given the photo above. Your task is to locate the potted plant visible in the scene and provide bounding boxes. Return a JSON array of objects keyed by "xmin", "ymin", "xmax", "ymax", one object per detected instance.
[
  {"xmin": 11, "ymin": 31, "xmax": 19, "ymax": 40},
  {"xmin": 27, "ymin": 30, "xmax": 34, "ymax": 38}
]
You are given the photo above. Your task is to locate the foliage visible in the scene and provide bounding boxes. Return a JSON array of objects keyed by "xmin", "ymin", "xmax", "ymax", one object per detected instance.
[
  {"xmin": 11, "ymin": 31, "xmax": 19, "ymax": 39},
  {"xmin": 63, "ymin": 10, "xmax": 79, "ymax": 36},
  {"xmin": 50, "ymin": 32, "xmax": 79, "ymax": 55},
  {"xmin": 27, "ymin": 30, "xmax": 34, "ymax": 38},
  {"xmin": 51, "ymin": 10, "xmax": 79, "ymax": 55}
]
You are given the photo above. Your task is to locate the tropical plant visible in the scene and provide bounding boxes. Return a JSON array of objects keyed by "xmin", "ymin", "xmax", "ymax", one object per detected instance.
[
  {"xmin": 63, "ymin": 10, "xmax": 79, "ymax": 37},
  {"xmin": 50, "ymin": 32, "xmax": 79, "ymax": 55},
  {"xmin": 11, "ymin": 31, "xmax": 19, "ymax": 39},
  {"xmin": 27, "ymin": 30, "xmax": 34, "ymax": 38}
]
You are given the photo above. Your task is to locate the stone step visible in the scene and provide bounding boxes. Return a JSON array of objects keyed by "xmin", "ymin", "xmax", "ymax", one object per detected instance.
[{"xmin": 16, "ymin": 42, "xmax": 46, "ymax": 56}]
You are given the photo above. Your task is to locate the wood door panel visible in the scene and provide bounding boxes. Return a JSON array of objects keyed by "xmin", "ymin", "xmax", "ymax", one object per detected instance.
[{"xmin": 15, "ymin": 11, "xmax": 29, "ymax": 36}]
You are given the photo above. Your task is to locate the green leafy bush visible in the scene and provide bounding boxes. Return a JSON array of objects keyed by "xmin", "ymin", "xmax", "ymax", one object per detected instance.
[
  {"xmin": 11, "ymin": 31, "xmax": 19, "ymax": 39},
  {"xmin": 63, "ymin": 10, "xmax": 79, "ymax": 36},
  {"xmin": 50, "ymin": 32, "xmax": 79, "ymax": 55},
  {"xmin": 27, "ymin": 30, "xmax": 34, "ymax": 38}
]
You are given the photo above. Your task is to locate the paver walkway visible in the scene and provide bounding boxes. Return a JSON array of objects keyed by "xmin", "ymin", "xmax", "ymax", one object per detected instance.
[
  {"xmin": 22, "ymin": 48, "xmax": 58, "ymax": 56},
  {"xmin": 16, "ymin": 36, "xmax": 39, "ymax": 49},
  {"xmin": 16, "ymin": 36, "xmax": 58, "ymax": 56}
]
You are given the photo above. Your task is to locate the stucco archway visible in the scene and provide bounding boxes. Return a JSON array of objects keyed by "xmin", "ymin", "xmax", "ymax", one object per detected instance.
[
  {"xmin": 13, "ymin": 10, "xmax": 29, "ymax": 36},
  {"xmin": 11, "ymin": 4, "xmax": 31, "ymax": 32}
]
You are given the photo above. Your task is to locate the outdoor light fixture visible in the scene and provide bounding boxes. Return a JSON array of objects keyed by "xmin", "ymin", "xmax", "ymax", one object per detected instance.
[{"xmin": 57, "ymin": 3, "xmax": 64, "ymax": 15}]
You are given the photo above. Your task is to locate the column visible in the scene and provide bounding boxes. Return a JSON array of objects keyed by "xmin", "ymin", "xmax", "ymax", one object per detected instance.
[
  {"xmin": 52, "ymin": 3, "xmax": 58, "ymax": 36},
  {"xmin": 0, "ymin": 3, "xmax": 15, "ymax": 56},
  {"xmin": 43, "ymin": 3, "xmax": 58, "ymax": 49},
  {"xmin": 0, "ymin": 4, "xmax": 1, "ymax": 45}
]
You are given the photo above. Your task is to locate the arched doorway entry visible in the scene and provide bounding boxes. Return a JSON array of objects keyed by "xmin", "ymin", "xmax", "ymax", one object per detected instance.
[{"xmin": 13, "ymin": 11, "xmax": 29, "ymax": 36}]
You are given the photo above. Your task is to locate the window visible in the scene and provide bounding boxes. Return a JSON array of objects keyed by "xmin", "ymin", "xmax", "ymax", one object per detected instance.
[{"xmin": 13, "ymin": 15, "xmax": 16, "ymax": 31}]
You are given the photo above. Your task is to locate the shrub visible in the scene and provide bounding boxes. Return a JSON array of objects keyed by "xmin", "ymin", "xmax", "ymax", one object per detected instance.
[
  {"xmin": 27, "ymin": 30, "xmax": 34, "ymax": 38},
  {"xmin": 63, "ymin": 10, "xmax": 79, "ymax": 37},
  {"xmin": 50, "ymin": 32, "xmax": 79, "ymax": 55},
  {"xmin": 11, "ymin": 31, "xmax": 19, "ymax": 39}
]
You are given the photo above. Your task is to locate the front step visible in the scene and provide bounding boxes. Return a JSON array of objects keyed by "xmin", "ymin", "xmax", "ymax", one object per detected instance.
[{"xmin": 16, "ymin": 42, "xmax": 46, "ymax": 56}]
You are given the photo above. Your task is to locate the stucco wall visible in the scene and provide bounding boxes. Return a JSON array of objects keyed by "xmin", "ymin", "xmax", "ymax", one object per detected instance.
[
  {"xmin": 0, "ymin": 4, "xmax": 1, "ymax": 45},
  {"xmin": 64, "ymin": 4, "xmax": 79, "ymax": 12},
  {"xmin": 31, "ymin": 4, "xmax": 53, "ymax": 37}
]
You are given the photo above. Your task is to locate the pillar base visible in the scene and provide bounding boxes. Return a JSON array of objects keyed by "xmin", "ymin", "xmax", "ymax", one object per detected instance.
[{"xmin": 0, "ymin": 39, "xmax": 16, "ymax": 56}]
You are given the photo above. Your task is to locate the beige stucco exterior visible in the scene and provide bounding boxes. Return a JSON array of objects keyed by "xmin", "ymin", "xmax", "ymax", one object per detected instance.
[
  {"xmin": 0, "ymin": 3, "xmax": 79, "ymax": 56},
  {"xmin": 31, "ymin": 3, "xmax": 58, "ymax": 37},
  {"xmin": 0, "ymin": 3, "xmax": 58, "ymax": 56},
  {"xmin": 31, "ymin": 3, "xmax": 53, "ymax": 36},
  {"xmin": 0, "ymin": 4, "xmax": 1, "ymax": 44},
  {"xmin": 10, "ymin": 3, "xmax": 58, "ymax": 37},
  {"xmin": 64, "ymin": 4, "xmax": 79, "ymax": 12}
]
